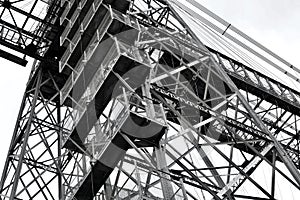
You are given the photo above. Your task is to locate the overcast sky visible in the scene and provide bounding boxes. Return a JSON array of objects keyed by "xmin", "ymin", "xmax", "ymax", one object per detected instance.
[
  {"xmin": 0, "ymin": 0, "xmax": 299, "ymax": 194},
  {"xmin": 197, "ymin": 0, "xmax": 300, "ymax": 68}
]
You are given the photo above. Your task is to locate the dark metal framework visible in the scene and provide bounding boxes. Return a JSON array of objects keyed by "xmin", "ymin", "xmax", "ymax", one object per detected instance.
[
  {"xmin": 0, "ymin": 0, "xmax": 299, "ymax": 200},
  {"xmin": 0, "ymin": 0, "xmax": 60, "ymax": 65}
]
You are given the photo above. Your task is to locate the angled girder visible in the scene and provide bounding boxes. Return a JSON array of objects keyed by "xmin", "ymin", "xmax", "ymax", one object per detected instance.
[{"xmin": 0, "ymin": 0, "xmax": 300, "ymax": 200}]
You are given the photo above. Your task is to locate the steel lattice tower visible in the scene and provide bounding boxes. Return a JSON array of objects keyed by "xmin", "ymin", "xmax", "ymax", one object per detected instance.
[{"xmin": 0, "ymin": 0, "xmax": 300, "ymax": 199}]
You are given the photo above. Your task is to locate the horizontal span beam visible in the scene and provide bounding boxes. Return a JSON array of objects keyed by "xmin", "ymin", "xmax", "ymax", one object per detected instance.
[
  {"xmin": 208, "ymin": 46, "xmax": 300, "ymax": 116},
  {"xmin": 0, "ymin": 49, "xmax": 27, "ymax": 66}
]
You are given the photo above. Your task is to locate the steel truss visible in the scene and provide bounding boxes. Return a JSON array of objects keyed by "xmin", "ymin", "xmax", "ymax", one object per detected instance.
[
  {"xmin": 0, "ymin": 0, "xmax": 300, "ymax": 200},
  {"xmin": 0, "ymin": 0, "xmax": 61, "ymax": 65}
]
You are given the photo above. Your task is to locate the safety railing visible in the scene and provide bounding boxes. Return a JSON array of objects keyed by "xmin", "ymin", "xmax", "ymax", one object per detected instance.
[
  {"xmin": 64, "ymin": 88, "xmax": 168, "ymax": 199},
  {"xmin": 60, "ymin": 0, "xmax": 102, "ymax": 45},
  {"xmin": 64, "ymin": 96, "xmax": 130, "ymax": 200},
  {"xmin": 127, "ymin": 93, "xmax": 167, "ymax": 126},
  {"xmin": 59, "ymin": 5, "xmax": 111, "ymax": 72},
  {"xmin": 118, "ymin": 40, "xmax": 151, "ymax": 67},
  {"xmin": 0, "ymin": 24, "xmax": 33, "ymax": 46},
  {"xmin": 60, "ymin": 10, "xmax": 113, "ymax": 103},
  {"xmin": 60, "ymin": 0, "xmax": 76, "ymax": 25},
  {"xmin": 215, "ymin": 52, "xmax": 300, "ymax": 109},
  {"xmin": 61, "ymin": 35, "xmax": 156, "ymax": 133},
  {"xmin": 61, "ymin": 42, "xmax": 119, "ymax": 140},
  {"xmin": 82, "ymin": 42, "xmax": 119, "ymax": 102},
  {"xmin": 112, "ymin": 7, "xmax": 141, "ymax": 31}
]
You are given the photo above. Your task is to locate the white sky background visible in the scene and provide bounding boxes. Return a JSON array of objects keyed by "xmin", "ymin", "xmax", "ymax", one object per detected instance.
[
  {"xmin": 196, "ymin": 0, "xmax": 300, "ymax": 69},
  {"xmin": 0, "ymin": 58, "xmax": 31, "ymax": 172},
  {"xmin": 0, "ymin": 0, "xmax": 299, "ymax": 195}
]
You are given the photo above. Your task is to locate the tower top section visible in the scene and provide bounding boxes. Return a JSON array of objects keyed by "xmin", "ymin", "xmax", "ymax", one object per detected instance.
[{"xmin": 0, "ymin": 0, "xmax": 61, "ymax": 65}]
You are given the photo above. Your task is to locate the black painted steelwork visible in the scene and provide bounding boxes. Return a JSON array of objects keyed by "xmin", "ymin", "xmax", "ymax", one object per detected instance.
[{"xmin": 0, "ymin": 0, "xmax": 300, "ymax": 199}]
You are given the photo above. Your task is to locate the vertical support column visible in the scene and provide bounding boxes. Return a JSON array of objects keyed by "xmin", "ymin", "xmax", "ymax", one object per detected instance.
[
  {"xmin": 57, "ymin": 102, "xmax": 63, "ymax": 200},
  {"xmin": 143, "ymin": 79, "xmax": 174, "ymax": 199},
  {"xmin": 104, "ymin": 178, "xmax": 113, "ymax": 200},
  {"xmin": 9, "ymin": 69, "xmax": 43, "ymax": 200},
  {"xmin": 271, "ymin": 149, "xmax": 276, "ymax": 197},
  {"xmin": 134, "ymin": 160, "xmax": 143, "ymax": 199},
  {"xmin": 180, "ymin": 178, "xmax": 188, "ymax": 200},
  {"xmin": 155, "ymin": 146, "xmax": 175, "ymax": 200},
  {"xmin": 142, "ymin": 81, "xmax": 156, "ymax": 119}
]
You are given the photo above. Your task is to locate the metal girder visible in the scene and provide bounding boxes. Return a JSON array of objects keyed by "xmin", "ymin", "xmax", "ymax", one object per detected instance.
[
  {"xmin": 1, "ymin": 0, "xmax": 300, "ymax": 200},
  {"xmin": 0, "ymin": 0, "xmax": 61, "ymax": 64},
  {"xmin": 0, "ymin": 67, "xmax": 64, "ymax": 199}
]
